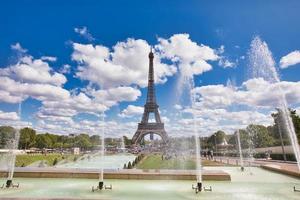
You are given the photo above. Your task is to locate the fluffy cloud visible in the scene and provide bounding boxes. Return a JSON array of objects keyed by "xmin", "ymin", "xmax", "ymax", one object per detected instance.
[
  {"xmin": 36, "ymin": 86, "xmax": 141, "ymax": 127},
  {"xmin": 0, "ymin": 56, "xmax": 66, "ymax": 86},
  {"xmin": 192, "ymin": 78, "xmax": 300, "ymax": 109},
  {"xmin": 157, "ymin": 33, "xmax": 219, "ymax": 77},
  {"xmin": 0, "ymin": 76, "xmax": 70, "ymax": 103},
  {"xmin": 169, "ymin": 108, "xmax": 273, "ymax": 136},
  {"xmin": 72, "ymin": 39, "xmax": 177, "ymax": 88},
  {"xmin": 280, "ymin": 50, "xmax": 300, "ymax": 69},
  {"xmin": 0, "ymin": 110, "xmax": 19, "ymax": 121},
  {"xmin": 88, "ymin": 86, "xmax": 142, "ymax": 107},
  {"xmin": 119, "ymin": 105, "xmax": 144, "ymax": 118}
]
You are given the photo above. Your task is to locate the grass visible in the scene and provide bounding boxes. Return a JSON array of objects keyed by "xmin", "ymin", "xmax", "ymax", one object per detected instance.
[
  {"xmin": 136, "ymin": 154, "xmax": 230, "ymax": 170},
  {"xmin": 15, "ymin": 153, "xmax": 78, "ymax": 167}
]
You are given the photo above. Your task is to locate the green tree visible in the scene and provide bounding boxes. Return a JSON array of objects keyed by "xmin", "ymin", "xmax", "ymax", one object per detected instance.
[
  {"xmin": 19, "ymin": 127, "xmax": 36, "ymax": 149},
  {"xmin": 246, "ymin": 124, "xmax": 275, "ymax": 148},
  {"xmin": 0, "ymin": 126, "xmax": 16, "ymax": 148},
  {"xmin": 75, "ymin": 134, "xmax": 92, "ymax": 150},
  {"xmin": 90, "ymin": 135, "xmax": 100, "ymax": 146},
  {"xmin": 271, "ymin": 108, "xmax": 300, "ymax": 145},
  {"xmin": 123, "ymin": 136, "xmax": 132, "ymax": 146},
  {"xmin": 207, "ymin": 130, "xmax": 226, "ymax": 150},
  {"xmin": 237, "ymin": 129, "xmax": 251, "ymax": 149},
  {"xmin": 35, "ymin": 134, "xmax": 52, "ymax": 149},
  {"xmin": 290, "ymin": 109, "xmax": 300, "ymax": 143}
]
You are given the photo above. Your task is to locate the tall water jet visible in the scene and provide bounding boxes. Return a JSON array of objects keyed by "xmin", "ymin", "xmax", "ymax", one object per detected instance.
[
  {"xmin": 248, "ymin": 36, "xmax": 300, "ymax": 171},
  {"xmin": 177, "ymin": 68, "xmax": 202, "ymax": 192},
  {"xmin": 120, "ymin": 136, "xmax": 126, "ymax": 153},
  {"xmin": 246, "ymin": 125, "xmax": 256, "ymax": 174},
  {"xmin": 99, "ymin": 112, "xmax": 105, "ymax": 189},
  {"xmin": 5, "ymin": 99, "xmax": 22, "ymax": 188},
  {"xmin": 236, "ymin": 130, "xmax": 244, "ymax": 171}
]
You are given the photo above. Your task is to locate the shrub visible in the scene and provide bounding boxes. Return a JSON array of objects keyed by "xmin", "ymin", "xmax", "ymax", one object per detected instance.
[
  {"xmin": 127, "ymin": 161, "xmax": 132, "ymax": 169},
  {"xmin": 53, "ymin": 158, "xmax": 58, "ymax": 166}
]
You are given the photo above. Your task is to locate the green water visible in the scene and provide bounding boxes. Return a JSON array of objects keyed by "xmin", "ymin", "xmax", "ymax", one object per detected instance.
[
  {"xmin": 56, "ymin": 154, "xmax": 136, "ymax": 169},
  {"xmin": 0, "ymin": 167, "xmax": 299, "ymax": 200}
]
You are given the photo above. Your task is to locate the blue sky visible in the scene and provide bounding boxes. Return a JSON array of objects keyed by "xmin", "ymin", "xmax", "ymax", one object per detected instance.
[{"xmin": 0, "ymin": 0, "xmax": 300, "ymax": 137}]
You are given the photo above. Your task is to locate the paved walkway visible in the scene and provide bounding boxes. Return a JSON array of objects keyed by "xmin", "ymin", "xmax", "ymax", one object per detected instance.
[{"xmin": 212, "ymin": 156, "xmax": 300, "ymax": 178}]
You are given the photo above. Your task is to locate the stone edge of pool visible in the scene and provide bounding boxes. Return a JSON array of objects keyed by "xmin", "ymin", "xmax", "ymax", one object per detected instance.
[
  {"xmin": 0, "ymin": 168, "xmax": 231, "ymax": 181},
  {"xmin": 261, "ymin": 164, "xmax": 300, "ymax": 179}
]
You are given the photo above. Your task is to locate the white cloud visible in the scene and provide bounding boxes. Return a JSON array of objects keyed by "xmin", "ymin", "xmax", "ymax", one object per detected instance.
[
  {"xmin": 11, "ymin": 43, "xmax": 27, "ymax": 53},
  {"xmin": 0, "ymin": 110, "xmax": 19, "ymax": 121},
  {"xmin": 74, "ymin": 26, "xmax": 95, "ymax": 41},
  {"xmin": 173, "ymin": 108, "xmax": 273, "ymax": 136},
  {"xmin": 174, "ymin": 104, "xmax": 182, "ymax": 110},
  {"xmin": 73, "ymin": 39, "xmax": 177, "ymax": 88},
  {"xmin": 36, "ymin": 86, "xmax": 141, "ymax": 129},
  {"xmin": 192, "ymin": 78, "xmax": 300, "ymax": 109},
  {"xmin": 0, "ymin": 76, "xmax": 70, "ymax": 104},
  {"xmin": 280, "ymin": 50, "xmax": 300, "ymax": 69},
  {"xmin": 0, "ymin": 56, "xmax": 66, "ymax": 86},
  {"xmin": 218, "ymin": 58, "xmax": 236, "ymax": 68},
  {"xmin": 88, "ymin": 86, "xmax": 142, "ymax": 107},
  {"xmin": 119, "ymin": 105, "xmax": 144, "ymax": 118},
  {"xmin": 41, "ymin": 56, "xmax": 57, "ymax": 62},
  {"xmin": 156, "ymin": 33, "xmax": 219, "ymax": 77},
  {"xmin": 59, "ymin": 64, "xmax": 71, "ymax": 74}
]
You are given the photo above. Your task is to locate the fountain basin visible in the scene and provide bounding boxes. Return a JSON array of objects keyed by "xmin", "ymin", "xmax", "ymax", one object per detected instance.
[
  {"xmin": 0, "ymin": 167, "xmax": 230, "ymax": 181},
  {"xmin": 0, "ymin": 167, "xmax": 299, "ymax": 200}
]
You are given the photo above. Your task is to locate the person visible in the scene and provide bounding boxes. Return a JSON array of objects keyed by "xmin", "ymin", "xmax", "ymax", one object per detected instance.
[
  {"xmin": 207, "ymin": 150, "xmax": 211, "ymax": 160},
  {"xmin": 203, "ymin": 151, "xmax": 207, "ymax": 159}
]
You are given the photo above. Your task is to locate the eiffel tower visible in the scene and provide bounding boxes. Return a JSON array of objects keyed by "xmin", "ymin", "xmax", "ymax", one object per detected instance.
[{"xmin": 131, "ymin": 49, "xmax": 168, "ymax": 145}]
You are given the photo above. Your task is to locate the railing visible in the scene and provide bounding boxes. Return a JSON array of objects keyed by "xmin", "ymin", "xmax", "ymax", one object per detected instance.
[{"xmin": 138, "ymin": 123, "xmax": 164, "ymax": 130}]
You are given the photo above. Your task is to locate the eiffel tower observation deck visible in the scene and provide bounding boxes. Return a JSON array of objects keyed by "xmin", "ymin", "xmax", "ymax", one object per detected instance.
[{"xmin": 131, "ymin": 49, "xmax": 168, "ymax": 145}]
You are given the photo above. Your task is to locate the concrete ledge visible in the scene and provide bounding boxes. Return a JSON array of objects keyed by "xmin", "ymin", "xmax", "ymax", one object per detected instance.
[
  {"xmin": 0, "ymin": 168, "xmax": 231, "ymax": 181},
  {"xmin": 261, "ymin": 164, "xmax": 300, "ymax": 179}
]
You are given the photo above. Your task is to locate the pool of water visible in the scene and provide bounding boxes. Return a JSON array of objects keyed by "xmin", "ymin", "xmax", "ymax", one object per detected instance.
[
  {"xmin": 55, "ymin": 153, "xmax": 136, "ymax": 169},
  {"xmin": 0, "ymin": 167, "xmax": 299, "ymax": 199}
]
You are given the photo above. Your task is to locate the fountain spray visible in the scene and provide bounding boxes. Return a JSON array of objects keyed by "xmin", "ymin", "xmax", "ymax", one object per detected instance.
[
  {"xmin": 5, "ymin": 96, "xmax": 22, "ymax": 188},
  {"xmin": 236, "ymin": 130, "xmax": 244, "ymax": 171},
  {"xmin": 248, "ymin": 36, "xmax": 300, "ymax": 171},
  {"xmin": 92, "ymin": 111, "xmax": 112, "ymax": 192},
  {"xmin": 99, "ymin": 111, "xmax": 105, "ymax": 190}
]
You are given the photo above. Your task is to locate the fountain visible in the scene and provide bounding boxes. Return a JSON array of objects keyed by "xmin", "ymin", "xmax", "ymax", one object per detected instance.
[
  {"xmin": 92, "ymin": 112, "xmax": 112, "ymax": 192},
  {"xmin": 248, "ymin": 36, "xmax": 300, "ymax": 171},
  {"xmin": 236, "ymin": 130, "xmax": 244, "ymax": 171},
  {"xmin": 1, "ymin": 99, "xmax": 22, "ymax": 189},
  {"xmin": 177, "ymin": 64, "xmax": 209, "ymax": 193},
  {"xmin": 120, "ymin": 136, "xmax": 126, "ymax": 153},
  {"xmin": 248, "ymin": 36, "xmax": 300, "ymax": 191},
  {"xmin": 246, "ymin": 125, "xmax": 256, "ymax": 175}
]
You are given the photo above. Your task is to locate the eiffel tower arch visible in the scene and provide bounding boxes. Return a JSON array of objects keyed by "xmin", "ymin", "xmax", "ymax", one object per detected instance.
[{"xmin": 131, "ymin": 50, "xmax": 168, "ymax": 145}]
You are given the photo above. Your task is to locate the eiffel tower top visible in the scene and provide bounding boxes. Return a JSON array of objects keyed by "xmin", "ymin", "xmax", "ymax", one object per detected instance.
[{"xmin": 146, "ymin": 47, "xmax": 157, "ymax": 105}]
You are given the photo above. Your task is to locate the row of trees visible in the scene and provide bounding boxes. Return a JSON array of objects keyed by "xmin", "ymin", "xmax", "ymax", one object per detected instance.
[
  {"xmin": 202, "ymin": 109, "xmax": 300, "ymax": 150},
  {"xmin": 1, "ymin": 109, "xmax": 299, "ymax": 151},
  {"xmin": 0, "ymin": 127, "xmax": 102, "ymax": 150}
]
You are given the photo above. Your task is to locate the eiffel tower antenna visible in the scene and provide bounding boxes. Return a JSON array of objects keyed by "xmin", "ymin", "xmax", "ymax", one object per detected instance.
[{"xmin": 131, "ymin": 49, "xmax": 168, "ymax": 145}]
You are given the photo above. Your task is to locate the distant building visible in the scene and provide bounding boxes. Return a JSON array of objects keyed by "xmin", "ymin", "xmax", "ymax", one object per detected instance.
[
  {"xmin": 69, "ymin": 133, "xmax": 76, "ymax": 138},
  {"xmin": 72, "ymin": 147, "xmax": 80, "ymax": 155}
]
